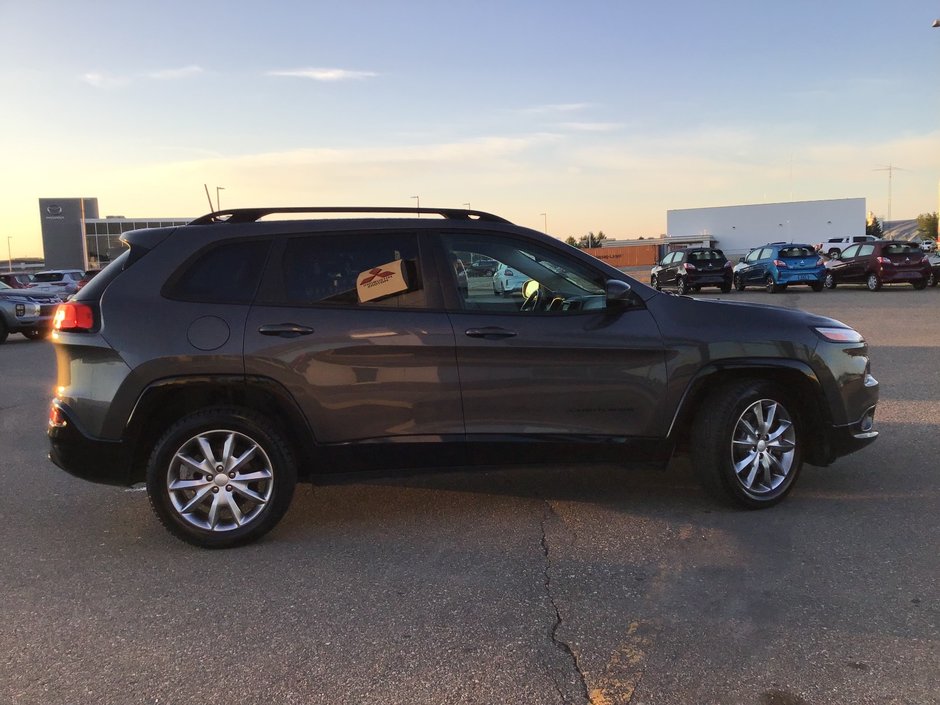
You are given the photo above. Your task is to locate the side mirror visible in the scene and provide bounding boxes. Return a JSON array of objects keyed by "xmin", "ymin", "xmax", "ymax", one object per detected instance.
[
  {"xmin": 830, "ymin": 252, "xmax": 840, "ymax": 260},
  {"xmin": 606, "ymin": 279, "xmax": 633, "ymax": 304},
  {"xmin": 738, "ymin": 256, "xmax": 745, "ymax": 263}
]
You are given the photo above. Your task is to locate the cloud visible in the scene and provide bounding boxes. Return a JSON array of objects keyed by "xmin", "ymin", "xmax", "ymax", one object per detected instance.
[
  {"xmin": 147, "ymin": 65, "xmax": 204, "ymax": 80},
  {"xmin": 267, "ymin": 67, "xmax": 378, "ymax": 81},
  {"xmin": 80, "ymin": 72, "xmax": 128, "ymax": 89},
  {"xmin": 557, "ymin": 122, "xmax": 624, "ymax": 133},
  {"xmin": 517, "ymin": 103, "xmax": 591, "ymax": 114}
]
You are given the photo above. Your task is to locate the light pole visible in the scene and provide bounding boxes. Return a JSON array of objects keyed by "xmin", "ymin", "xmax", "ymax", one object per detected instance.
[
  {"xmin": 6, "ymin": 236, "xmax": 12, "ymax": 272},
  {"xmin": 463, "ymin": 202, "xmax": 471, "ymax": 210},
  {"xmin": 411, "ymin": 195, "xmax": 420, "ymax": 217},
  {"xmin": 540, "ymin": 212, "xmax": 547, "ymax": 234},
  {"xmin": 216, "ymin": 186, "xmax": 225, "ymax": 211}
]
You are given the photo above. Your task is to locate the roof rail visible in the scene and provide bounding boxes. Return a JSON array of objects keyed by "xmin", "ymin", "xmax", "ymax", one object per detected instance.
[{"xmin": 189, "ymin": 206, "xmax": 512, "ymax": 225}]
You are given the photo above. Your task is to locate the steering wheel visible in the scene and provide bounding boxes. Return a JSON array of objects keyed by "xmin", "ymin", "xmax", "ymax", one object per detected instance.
[{"xmin": 520, "ymin": 279, "xmax": 543, "ymax": 312}]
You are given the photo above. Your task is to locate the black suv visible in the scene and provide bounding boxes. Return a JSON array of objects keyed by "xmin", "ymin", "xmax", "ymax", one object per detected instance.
[
  {"xmin": 650, "ymin": 247, "xmax": 733, "ymax": 294},
  {"xmin": 48, "ymin": 207, "xmax": 879, "ymax": 548}
]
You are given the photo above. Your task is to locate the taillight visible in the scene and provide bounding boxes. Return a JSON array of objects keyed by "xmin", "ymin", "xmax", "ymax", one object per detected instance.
[
  {"xmin": 922, "ymin": 256, "xmax": 930, "ymax": 264},
  {"xmin": 723, "ymin": 260, "xmax": 732, "ymax": 269},
  {"xmin": 53, "ymin": 302, "xmax": 94, "ymax": 331},
  {"xmin": 49, "ymin": 402, "xmax": 67, "ymax": 428},
  {"xmin": 683, "ymin": 262, "xmax": 697, "ymax": 271},
  {"xmin": 815, "ymin": 258, "xmax": 824, "ymax": 266},
  {"xmin": 773, "ymin": 259, "xmax": 787, "ymax": 268},
  {"xmin": 876, "ymin": 256, "xmax": 891, "ymax": 266}
]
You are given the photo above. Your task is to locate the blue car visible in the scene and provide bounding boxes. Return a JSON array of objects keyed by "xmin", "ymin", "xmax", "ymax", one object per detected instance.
[{"xmin": 733, "ymin": 242, "xmax": 826, "ymax": 293}]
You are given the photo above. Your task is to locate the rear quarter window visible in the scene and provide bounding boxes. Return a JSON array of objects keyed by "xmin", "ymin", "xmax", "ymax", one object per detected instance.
[{"xmin": 166, "ymin": 239, "xmax": 272, "ymax": 304}]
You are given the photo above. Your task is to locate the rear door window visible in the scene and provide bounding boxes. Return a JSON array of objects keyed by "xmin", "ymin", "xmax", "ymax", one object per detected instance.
[
  {"xmin": 841, "ymin": 245, "xmax": 860, "ymax": 259},
  {"xmin": 276, "ymin": 232, "xmax": 425, "ymax": 309}
]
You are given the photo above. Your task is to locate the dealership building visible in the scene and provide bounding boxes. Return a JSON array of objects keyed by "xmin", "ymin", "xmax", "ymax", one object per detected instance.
[
  {"xmin": 39, "ymin": 197, "xmax": 192, "ymax": 270},
  {"xmin": 666, "ymin": 197, "xmax": 866, "ymax": 258}
]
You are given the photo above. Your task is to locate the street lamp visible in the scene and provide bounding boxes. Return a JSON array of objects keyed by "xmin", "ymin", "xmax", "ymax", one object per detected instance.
[
  {"xmin": 216, "ymin": 186, "xmax": 225, "ymax": 211},
  {"xmin": 463, "ymin": 202, "xmax": 471, "ymax": 210},
  {"xmin": 6, "ymin": 236, "xmax": 12, "ymax": 272},
  {"xmin": 411, "ymin": 195, "xmax": 420, "ymax": 217},
  {"xmin": 540, "ymin": 212, "xmax": 547, "ymax": 234}
]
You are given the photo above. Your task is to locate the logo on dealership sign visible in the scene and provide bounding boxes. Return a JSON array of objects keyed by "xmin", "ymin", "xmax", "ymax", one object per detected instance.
[{"xmin": 46, "ymin": 205, "xmax": 63, "ymax": 216}]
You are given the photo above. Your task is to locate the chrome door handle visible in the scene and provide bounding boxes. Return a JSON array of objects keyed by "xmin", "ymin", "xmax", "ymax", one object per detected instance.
[
  {"xmin": 465, "ymin": 327, "xmax": 517, "ymax": 339},
  {"xmin": 258, "ymin": 323, "xmax": 314, "ymax": 338}
]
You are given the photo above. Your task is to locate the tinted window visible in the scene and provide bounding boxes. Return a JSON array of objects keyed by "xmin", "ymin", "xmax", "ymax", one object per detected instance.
[
  {"xmin": 777, "ymin": 246, "xmax": 815, "ymax": 258},
  {"xmin": 441, "ymin": 233, "xmax": 606, "ymax": 313},
  {"xmin": 170, "ymin": 239, "xmax": 271, "ymax": 304},
  {"xmin": 688, "ymin": 250, "xmax": 726, "ymax": 262},
  {"xmin": 858, "ymin": 244, "xmax": 875, "ymax": 257},
  {"xmin": 280, "ymin": 232, "xmax": 425, "ymax": 308},
  {"xmin": 841, "ymin": 245, "xmax": 860, "ymax": 259},
  {"xmin": 883, "ymin": 243, "xmax": 920, "ymax": 255},
  {"xmin": 33, "ymin": 273, "xmax": 64, "ymax": 282}
]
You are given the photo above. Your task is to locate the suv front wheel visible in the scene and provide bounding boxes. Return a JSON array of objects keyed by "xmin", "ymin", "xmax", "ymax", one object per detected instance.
[
  {"xmin": 691, "ymin": 380, "xmax": 802, "ymax": 508},
  {"xmin": 145, "ymin": 407, "xmax": 298, "ymax": 548}
]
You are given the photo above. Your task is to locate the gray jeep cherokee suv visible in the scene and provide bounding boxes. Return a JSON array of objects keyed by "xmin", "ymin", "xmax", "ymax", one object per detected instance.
[{"xmin": 48, "ymin": 207, "xmax": 879, "ymax": 548}]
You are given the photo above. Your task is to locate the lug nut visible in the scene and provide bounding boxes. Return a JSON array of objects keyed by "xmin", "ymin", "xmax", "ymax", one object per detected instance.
[
  {"xmin": 216, "ymin": 465, "xmax": 223, "ymax": 472},
  {"xmin": 212, "ymin": 487, "xmax": 220, "ymax": 494},
  {"xmin": 228, "ymin": 472, "xmax": 236, "ymax": 478},
  {"xmin": 226, "ymin": 485, "xmax": 233, "ymax": 492}
]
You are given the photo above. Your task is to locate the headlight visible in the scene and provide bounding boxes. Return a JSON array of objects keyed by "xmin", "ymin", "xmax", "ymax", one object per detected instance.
[{"xmin": 814, "ymin": 326, "xmax": 863, "ymax": 343}]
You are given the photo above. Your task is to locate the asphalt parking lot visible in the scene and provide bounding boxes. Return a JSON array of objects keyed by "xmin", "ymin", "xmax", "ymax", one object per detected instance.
[{"xmin": 1, "ymin": 286, "xmax": 937, "ymax": 705}]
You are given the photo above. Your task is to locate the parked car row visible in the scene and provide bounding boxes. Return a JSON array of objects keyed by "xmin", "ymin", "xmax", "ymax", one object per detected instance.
[
  {"xmin": 0, "ymin": 269, "xmax": 101, "ymax": 297},
  {"xmin": 652, "ymin": 241, "xmax": 938, "ymax": 294},
  {"xmin": 0, "ymin": 281, "xmax": 65, "ymax": 344}
]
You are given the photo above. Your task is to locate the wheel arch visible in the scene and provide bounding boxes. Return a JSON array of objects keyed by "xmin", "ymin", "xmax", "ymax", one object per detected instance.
[
  {"xmin": 124, "ymin": 375, "xmax": 318, "ymax": 483},
  {"xmin": 668, "ymin": 360, "xmax": 832, "ymax": 466}
]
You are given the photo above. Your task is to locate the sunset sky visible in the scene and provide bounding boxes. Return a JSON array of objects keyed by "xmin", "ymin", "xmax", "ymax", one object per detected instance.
[{"xmin": 1, "ymin": 0, "xmax": 938, "ymax": 257}]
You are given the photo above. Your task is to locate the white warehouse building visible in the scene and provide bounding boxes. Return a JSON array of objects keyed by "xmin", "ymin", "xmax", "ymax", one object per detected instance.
[{"xmin": 666, "ymin": 198, "xmax": 866, "ymax": 257}]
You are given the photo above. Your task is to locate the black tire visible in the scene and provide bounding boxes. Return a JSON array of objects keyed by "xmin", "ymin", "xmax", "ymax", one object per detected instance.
[
  {"xmin": 734, "ymin": 274, "xmax": 745, "ymax": 292},
  {"xmin": 866, "ymin": 273, "xmax": 881, "ymax": 292},
  {"xmin": 145, "ymin": 407, "xmax": 297, "ymax": 548},
  {"xmin": 651, "ymin": 275, "xmax": 661, "ymax": 291},
  {"xmin": 912, "ymin": 279, "xmax": 927, "ymax": 291},
  {"xmin": 691, "ymin": 380, "xmax": 803, "ymax": 509},
  {"xmin": 720, "ymin": 283, "xmax": 732, "ymax": 294},
  {"xmin": 810, "ymin": 281, "xmax": 824, "ymax": 292},
  {"xmin": 0, "ymin": 318, "xmax": 8, "ymax": 345},
  {"xmin": 928, "ymin": 271, "xmax": 937, "ymax": 288},
  {"xmin": 691, "ymin": 286, "xmax": 701, "ymax": 293},
  {"xmin": 765, "ymin": 275, "xmax": 780, "ymax": 294},
  {"xmin": 824, "ymin": 272, "xmax": 836, "ymax": 289},
  {"xmin": 23, "ymin": 329, "xmax": 46, "ymax": 340},
  {"xmin": 677, "ymin": 278, "xmax": 688, "ymax": 296}
]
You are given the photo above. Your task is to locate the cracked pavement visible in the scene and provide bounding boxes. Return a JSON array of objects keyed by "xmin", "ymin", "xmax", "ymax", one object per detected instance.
[{"xmin": 1, "ymin": 290, "xmax": 938, "ymax": 704}]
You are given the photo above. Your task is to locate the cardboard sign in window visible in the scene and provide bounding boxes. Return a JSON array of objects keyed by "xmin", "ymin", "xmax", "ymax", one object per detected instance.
[{"xmin": 356, "ymin": 259, "xmax": 411, "ymax": 303}]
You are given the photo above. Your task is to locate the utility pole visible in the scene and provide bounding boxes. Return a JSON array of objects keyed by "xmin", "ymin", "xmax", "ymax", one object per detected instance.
[{"xmin": 874, "ymin": 164, "xmax": 906, "ymax": 224}]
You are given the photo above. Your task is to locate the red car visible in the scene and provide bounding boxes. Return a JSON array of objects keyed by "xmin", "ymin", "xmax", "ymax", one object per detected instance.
[
  {"xmin": 824, "ymin": 240, "xmax": 931, "ymax": 291},
  {"xmin": 0, "ymin": 272, "xmax": 34, "ymax": 289}
]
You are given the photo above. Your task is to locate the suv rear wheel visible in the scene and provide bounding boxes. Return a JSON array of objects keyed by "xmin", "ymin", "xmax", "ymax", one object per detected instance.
[
  {"xmin": 691, "ymin": 380, "xmax": 802, "ymax": 508},
  {"xmin": 145, "ymin": 407, "xmax": 297, "ymax": 548},
  {"xmin": 866, "ymin": 273, "xmax": 882, "ymax": 291},
  {"xmin": 765, "ymin": 275, "xmax": 781, "ymax": 293}
]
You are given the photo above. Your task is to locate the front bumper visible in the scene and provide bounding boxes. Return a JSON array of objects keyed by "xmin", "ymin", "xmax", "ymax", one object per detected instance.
[
  {"xmin": 48, "ymin": 401, "xmax": 134, "ymax": 486},
  {"xmin": 823, "ymin": 405, "xmax": 878, "ymax": 463}
]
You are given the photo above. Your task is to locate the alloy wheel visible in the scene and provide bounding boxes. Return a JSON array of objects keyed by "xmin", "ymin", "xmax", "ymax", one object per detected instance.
[
  {"xmin": 730, "ymin": 398, "xmax": 796, "ymax": 496},
  {"xmin": 166, "ymin": 429, "xmax": 274, "ymax": 532}
]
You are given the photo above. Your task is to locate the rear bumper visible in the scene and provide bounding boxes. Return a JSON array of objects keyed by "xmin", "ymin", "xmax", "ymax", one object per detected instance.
[
  {"xmin": 48, "ymin": 401, "xmax": 134, "ymax": 486},
  {"xmin": 777, "ymin": 270, "xmax": 824, "ymax": 285},
  {"xmin": 687, "ymin": 272, "xmax": 731, "ymax": 287},
  {"xmin": 879, "ymin": 269, "xmax": 929, "ymax": 283}
]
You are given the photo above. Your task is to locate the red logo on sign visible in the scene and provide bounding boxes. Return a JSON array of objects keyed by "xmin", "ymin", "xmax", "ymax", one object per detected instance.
[{"xmin": 359, "ymin": 268, "xmax": 394, "ymax": 285}]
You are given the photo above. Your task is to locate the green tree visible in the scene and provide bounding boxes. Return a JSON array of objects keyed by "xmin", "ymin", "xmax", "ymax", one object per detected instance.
[
  {"xmin": 866, "ymin": 216, "xmax": 883, "ymax": 238},
  {"xmin": 579, "ymin": 230, "xmax": 608, "ymax": 248},
  {"xmin": 916, "ymin": 212, "xmax": 938, "ymax": 241},
  {"xmin": 564, "ymin": 236, "xmax": 579, "ymax": 247}
]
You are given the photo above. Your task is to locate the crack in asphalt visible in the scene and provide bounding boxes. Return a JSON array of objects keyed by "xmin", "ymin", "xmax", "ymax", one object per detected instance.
[{"xmin": 541, "ymin": 500, "xmax": 590, "ymax": 705}]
